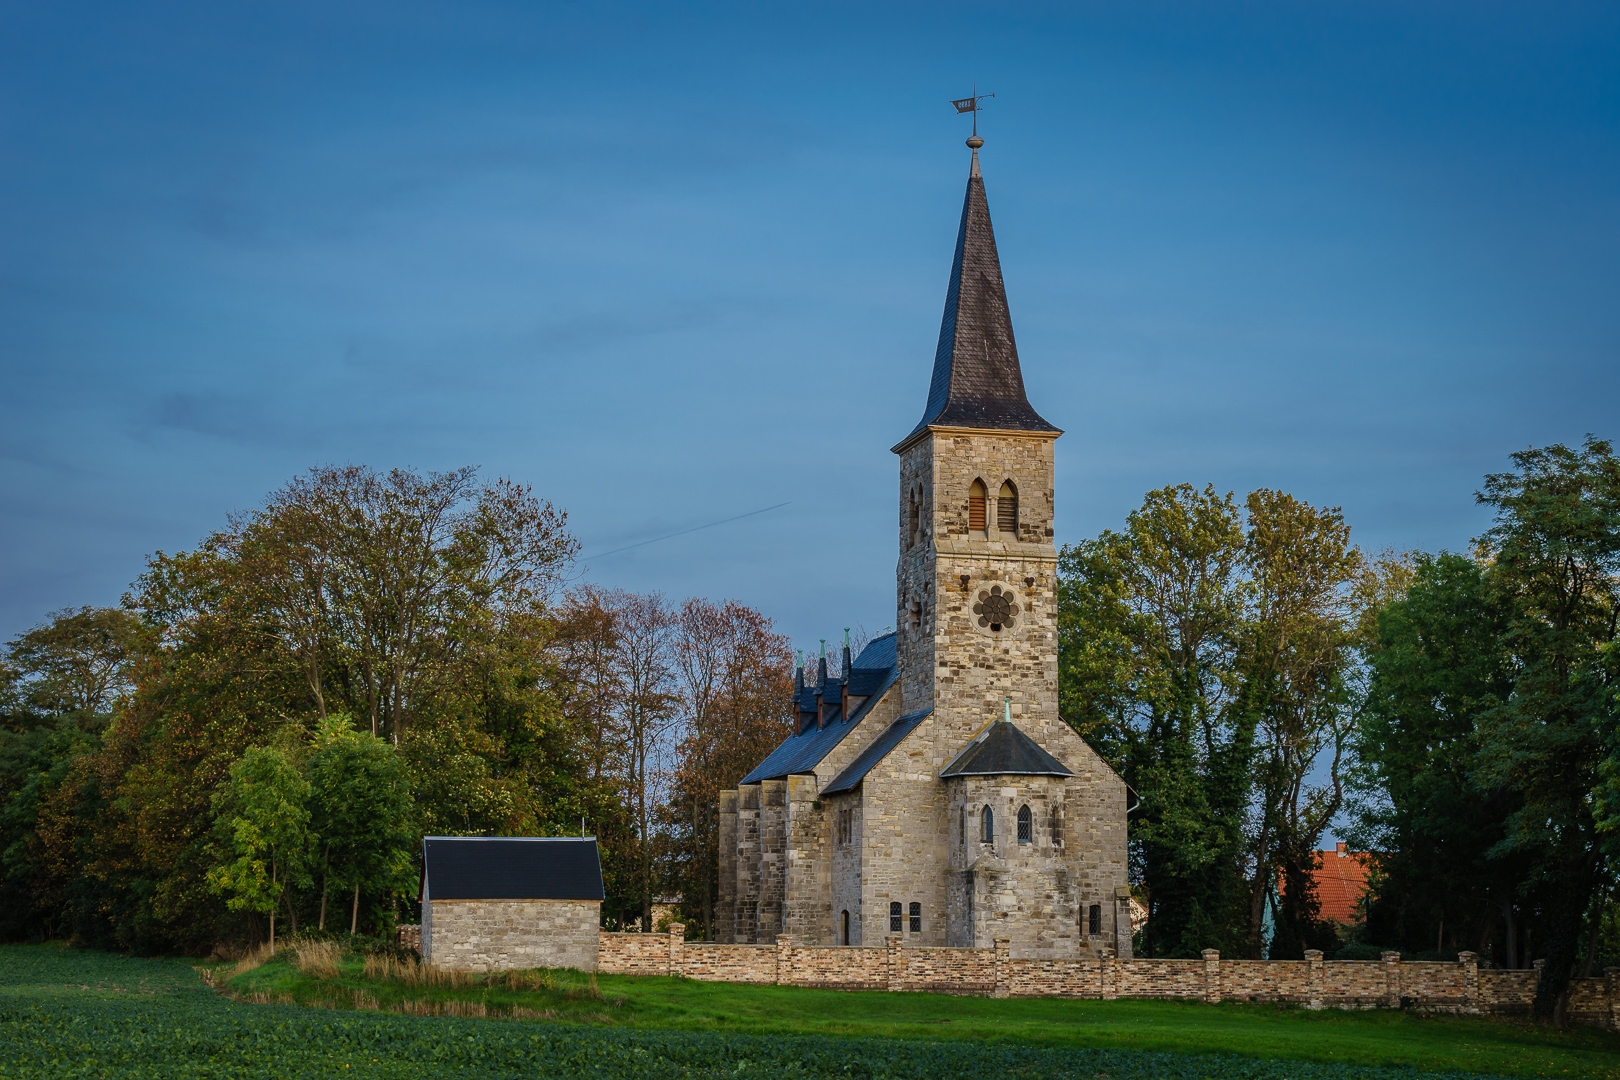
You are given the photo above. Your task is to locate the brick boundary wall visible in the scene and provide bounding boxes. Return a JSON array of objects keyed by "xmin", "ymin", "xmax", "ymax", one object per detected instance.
[{"xmin": 596, "ymin": 928, "xmax": 1620, "ymax": 1030}]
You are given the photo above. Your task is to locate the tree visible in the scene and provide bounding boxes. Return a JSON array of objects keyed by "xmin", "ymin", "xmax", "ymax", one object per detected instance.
[
  {"xmin": 306, "ymin": 716, "xmax": 416, "ymax": 933},
  {"xmin": 1059, "ymin": 484, "xmax": 1379, "ymax": 958},
  {"xmin": 5, "ymin": 607, "xmax": 143, "ymax": 720},
  {"xmin": 1350, "ymin": 553, "xmax": 1527, "ymax": 963},
  {"xmin": 207, "ymin": 746, "xmax": 313, "ymax": 950},
  {"xmin": 1058, "ymin": 484, "xmax": 1252, "ymax": 958},
  {"xmin": 665, "ymin": 599, "xmax": 794, "ymax": 939},
  {"xmin": 1241, "ymin": 490, "xmax": 1366, "ymax": 960},
  {"xmin": 1473, "ymin": 436, "xmax": 1620, "ymax": 1023}
]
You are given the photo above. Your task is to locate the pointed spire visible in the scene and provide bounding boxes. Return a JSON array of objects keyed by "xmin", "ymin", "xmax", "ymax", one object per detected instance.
[{"xmin": 895, "ymin": 138, "xmax": 1059, "ymax": 450}]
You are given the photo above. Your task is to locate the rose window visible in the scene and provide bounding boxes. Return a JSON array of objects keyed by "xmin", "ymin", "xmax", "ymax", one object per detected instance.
[{"xmin": 973, "ymin": 585, "xmax": 1018, "ymax": 632}]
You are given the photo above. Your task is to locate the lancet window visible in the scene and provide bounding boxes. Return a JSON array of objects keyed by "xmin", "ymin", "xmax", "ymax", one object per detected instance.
[{"xmin": 997, "ymin": 480, "xmax": 1017, "ymax": 537}]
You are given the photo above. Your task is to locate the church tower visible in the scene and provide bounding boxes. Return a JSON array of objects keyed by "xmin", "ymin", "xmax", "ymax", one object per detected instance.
[
  {"xmin": 893, "ymin": 134, "xmax": 1063, "ymax": 749},
  {"xmin": 720, "ymin": 132, "xmax": 1129, "ymax": 959}
]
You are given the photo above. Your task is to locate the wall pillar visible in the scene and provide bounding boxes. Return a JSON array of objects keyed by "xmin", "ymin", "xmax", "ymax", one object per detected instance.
[
  {"xmin": 1605, "ymin": 967, "xmax": 1618, "ymax": 1031},
  {"xmin": 1381, "ymin": 951, "xmax": 1401, "ymax": 1008},
  {"xmin": 776, "ymin": 934, "xmax": 793, "ymax": 986},
  {"xmin": 1201, "ymin": 949, "xmax": 1221, "ymax": 1004},
  {"xmin": 1100, "ymin": 954, "xmax": 1116, "ymax": 1001},
  {"xmin": 993, "ymin": 937, "xmax": 1010, "ymax": 999},
  {"xmin": 668, "ymin": 922, "xmax": 686, "ymax": 977},
  {"xmin": 1458, "ymin": 951, "xmax": 1479, "ymax": 1013},
  {"xmin": 1304, "ymin": 949, "xmax": 1324, "ymax": 1009},
  {"xmin": 886, "ymin": 934, "xmax": 903, "ymax": 992}
]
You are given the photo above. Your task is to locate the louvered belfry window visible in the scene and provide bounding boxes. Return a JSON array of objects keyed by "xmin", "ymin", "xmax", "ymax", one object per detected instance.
[
  {"xmin": 997, "ymin": 481, "xmax": 1017, "ymax": 536},
  {"xmin": 968, "ymin": 480, "xmax": 987, "ymax": 533}
]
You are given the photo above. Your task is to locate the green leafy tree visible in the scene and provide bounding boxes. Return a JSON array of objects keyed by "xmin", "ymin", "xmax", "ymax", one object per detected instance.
[
  {"xmin": 1350, "ymin": 553, "xmax": 1527, "ymax": 962},
  {"xmin": 306, "ymin": 716, "xmax": 417, "ymax": 934},
  {"xmin": 1058, "ymin": 484, "xmax": 1253, "ymax": 958},
  {"xmin": 207, "ymin": 746, "xmax": 313, "ymax": 949},
  {"xmin": 1473, "ymin": 436, "xmax": 1620, "ymax": 1023}
]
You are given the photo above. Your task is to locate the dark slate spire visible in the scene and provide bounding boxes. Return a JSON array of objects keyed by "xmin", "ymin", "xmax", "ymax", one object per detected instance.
[{"xmin": 897, "ymin": 138, "xmax": 1059, "ymax": 449}]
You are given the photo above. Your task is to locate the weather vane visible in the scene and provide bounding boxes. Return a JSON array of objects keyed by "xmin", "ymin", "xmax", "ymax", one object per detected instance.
[{"xmin": 950, "ymin": 84, "xmax": 994, "ymax": 140}]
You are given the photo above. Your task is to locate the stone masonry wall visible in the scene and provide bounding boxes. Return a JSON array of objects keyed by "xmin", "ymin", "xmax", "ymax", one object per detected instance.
[
  {"xmin": 593, "ymin": 928, "xmax": 1619, "ymax": 1029},
  {"xmin": 426, "ymin": 899, "xmax": 599, "ymax": 972}
]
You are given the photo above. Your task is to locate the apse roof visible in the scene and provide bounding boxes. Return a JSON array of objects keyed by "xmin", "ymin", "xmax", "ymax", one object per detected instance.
[{"xmin": 939, "ymin": 721, "xmax": 1073, "ymax": 779}]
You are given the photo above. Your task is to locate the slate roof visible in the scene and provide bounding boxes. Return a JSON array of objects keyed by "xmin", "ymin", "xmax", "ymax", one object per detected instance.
[
  {"xmin": 422, "ymin": 837, "xmax": 604, "ymax": 901},
  {"xmin": 939, "ymin": 721, "xmax": 1073, "ymax": 778},
  {"xmin": 739, "ymin": 633, "xmax": 899, "ymax": 786},
  {"xmin": 821, "ymin": 709, "xmax": 933, "ymax": 795},
  {"xmin": 897, "ymin": 150, "xmax": 1060, "ymax": 449}
]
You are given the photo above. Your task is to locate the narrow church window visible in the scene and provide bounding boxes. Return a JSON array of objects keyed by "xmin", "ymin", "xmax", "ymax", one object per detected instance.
[
  {"xmin": 909, "ymin": 902, "xmax": 921, "ymax": 933},
  {"xmin": 842, "ymin": 910, "xmax": 850, "ymax": 945},
  {"xmin": 968, "ymin": 480, "xmax": 987, "ymax": 535},
  {"xmin": 958, "ymin": 805, "xmax": 965, "ymax": 847},
  {"xmin": 1089, "ymin": 904, "xmax": 1102, "ymax": 936},
  {"xmin": 997, "ymin": 480, "xmax": 1018, "ymax": 537},
  {"xmin": 1050, "ymin": 808, "xmax": 1062, "ymax": 846},
  {"xmin": 1017, "ymin": 805, "xmax": 1032, "ymax": 843},
  {"xmin": 908, "ymin": 488, "xmax": 920, "ymax": 548},
  {"xmin": 890, "ymin": 901, "xmax": 903, "ymax": 933},
  {"xmin": 980, "ymin": 805, "xmax": 994, "ymax": 844}
]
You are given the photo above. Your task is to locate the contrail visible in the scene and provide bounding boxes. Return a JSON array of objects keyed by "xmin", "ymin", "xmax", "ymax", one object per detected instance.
[{"xmin": 585, "ymin": 501, "xmax": 792, "ymax": 560}]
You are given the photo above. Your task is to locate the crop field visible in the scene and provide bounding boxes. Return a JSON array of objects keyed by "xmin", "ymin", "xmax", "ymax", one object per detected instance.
[{"xmin": 2, "ymin": 945, "xmax": 1616, "ymax": 1080}]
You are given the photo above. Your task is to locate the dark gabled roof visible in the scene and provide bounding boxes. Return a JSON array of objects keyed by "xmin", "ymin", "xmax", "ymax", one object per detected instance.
[
  {"xmin": 822, "ymin": 709, "xmax": 933, "ymax": 796},
  {"xmin": 939, "ymin": 721, "xmax": 1073, "ymax": 779},
  {"xmin": 897, "ymin": 149, "xmax": 1059, "ymax": 449},
  {"xmin": 739, "ymin": 633, "xmax": 899, "ymax": 786},
  {"xmin": 422, "ymin": 837, "xmax": 604, "ymax": 901}
]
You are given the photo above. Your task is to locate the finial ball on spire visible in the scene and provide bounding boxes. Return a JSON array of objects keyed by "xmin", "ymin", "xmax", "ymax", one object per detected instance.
[{"xmin": 966, "ymin": 135, "xmax": 984, "ymax": 150}]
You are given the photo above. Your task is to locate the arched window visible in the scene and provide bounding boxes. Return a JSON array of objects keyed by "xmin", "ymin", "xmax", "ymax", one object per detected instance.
[
  {"xmin": 997, "ymin": 481, "xmax": 1018, "ymax": 537},
  {"xmin": 958, "ymin": 805, "xmax": 965, "ymax": 847},
  {"xmin": 909, "ymin": 902, "xmax": 921, "ymax": 933},
  {"xmin": 842, "ymin": 909, "xmax": 850, "ymax": 945},
  {"xmin": 980, "ymin": 805, "xmax": 994, "ymax": 844},
  {"xmin": 1017, "ymin": 804, "xmax": 1032, "ymax": 843},
  {"xmin": 968, "ymin": 480, "xmax": 987, "ymax": 536},
  {"xmin": 890, "ymin": 901, "xmax": 903, "ymax": 932}
]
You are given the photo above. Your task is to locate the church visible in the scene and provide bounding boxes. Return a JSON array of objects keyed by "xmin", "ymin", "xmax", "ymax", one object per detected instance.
[{"xmin": 716, "ymin": 135, "xmax": 1132, "ymax": 959}]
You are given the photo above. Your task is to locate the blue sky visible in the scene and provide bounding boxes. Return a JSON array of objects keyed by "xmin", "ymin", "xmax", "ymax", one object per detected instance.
[{"xmin": 3, "ymin": 1, "xmax": 1618, "ymax": 660}]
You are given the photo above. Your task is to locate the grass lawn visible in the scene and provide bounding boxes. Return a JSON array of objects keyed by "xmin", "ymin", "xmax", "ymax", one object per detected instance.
[{"xmin": 216, "ymin": 945, "xmax": 1620, "ymax": 1079}]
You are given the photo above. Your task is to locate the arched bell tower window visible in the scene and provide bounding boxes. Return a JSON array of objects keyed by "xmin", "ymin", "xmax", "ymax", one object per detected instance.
[
  {"xmin": 980, "ymin": 805, "xmax": 994, "ymax": 844},
  {"xmin": 968, "ymin": 480, "xmax": 987, "ymax": 538},
  {"xmin": 997, "ymin": 480, "xmax": 1018, "ymax": 538},
  {"xmin": 1017, "ymin": 804, "xmax": 1032, "ymax": 844}
]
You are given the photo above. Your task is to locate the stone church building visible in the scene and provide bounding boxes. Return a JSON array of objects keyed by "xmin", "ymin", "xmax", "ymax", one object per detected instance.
[{"xmin": 717, "ymin": 137, "xmax": 1132, "ymax": 959}]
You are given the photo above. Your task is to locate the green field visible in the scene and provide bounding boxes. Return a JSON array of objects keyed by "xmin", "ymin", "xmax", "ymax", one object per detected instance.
[{"xmin": 4, "ymin": 944, "xmax": 1618, "ymax": 1079}]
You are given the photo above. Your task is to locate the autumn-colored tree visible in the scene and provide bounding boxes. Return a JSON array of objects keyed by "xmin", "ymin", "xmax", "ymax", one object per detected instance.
[{"xmin": 664, "ymin": 598, "xmax": 794, "ymax": 939}]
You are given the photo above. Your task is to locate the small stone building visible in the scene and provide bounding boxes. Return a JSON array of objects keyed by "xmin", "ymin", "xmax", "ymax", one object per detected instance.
[
  {"xmin": 718, "ymin": 136, "xmax": 1132, "ymax": 959},
  {"xmin": 420, "ymin": 836, "xmax": 604, "ymax": 971}
]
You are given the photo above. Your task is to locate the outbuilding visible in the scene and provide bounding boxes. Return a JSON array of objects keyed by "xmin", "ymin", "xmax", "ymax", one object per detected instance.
[{"xmin": 420, "ymin": 836, "xmax": 604, "ymax": 971}]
